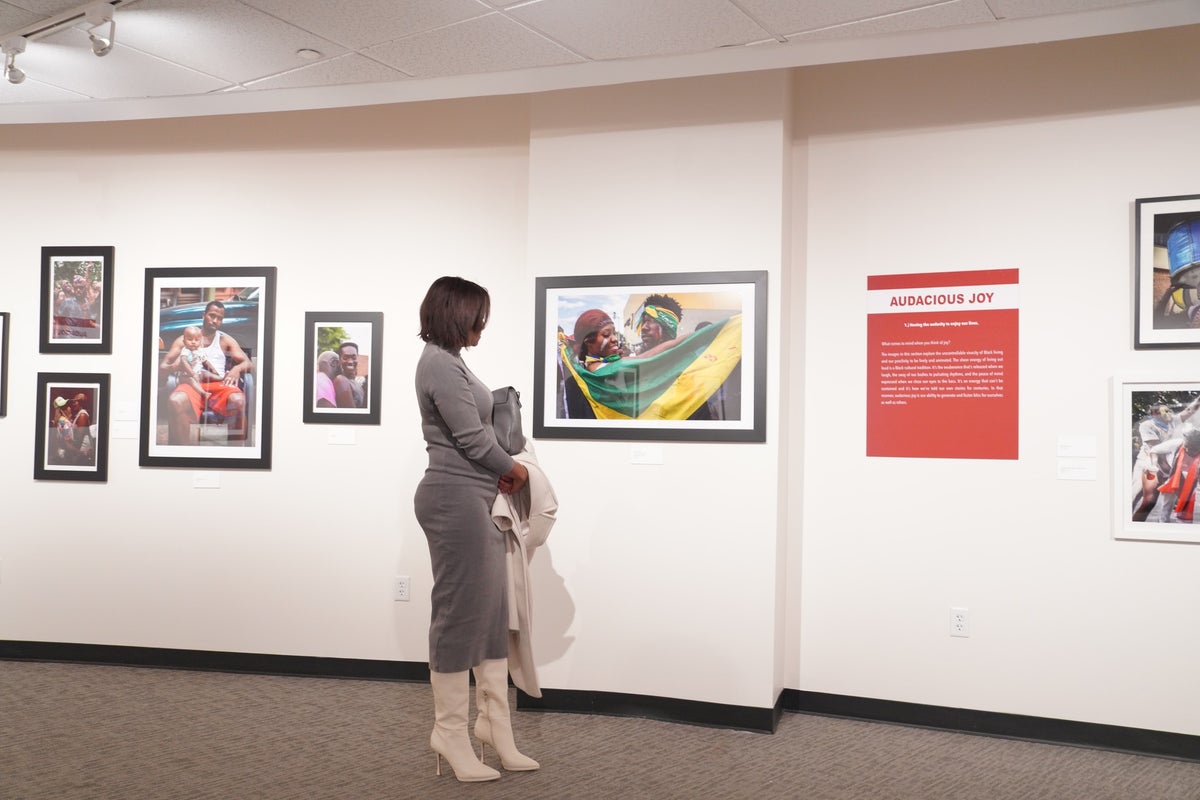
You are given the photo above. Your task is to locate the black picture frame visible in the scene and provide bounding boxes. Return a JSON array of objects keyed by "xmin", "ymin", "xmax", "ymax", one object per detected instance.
[
  {"xmin": 138, "ymin": 267, "xmax": 276, "ymax": 469},
  {"xmin": 39, "ymin": 246, "xmax": 115, "ymax": 354},
  {"xmin": 533, "ymin": 270, "xmax": 767, "ymax": 442},
  {"xmin": 1134, "ymin": 194, "xmax": 1200, "ymax": 349},
  {"xmin": 34, "ymin": 372, "xmax": 109, "ymax": 482},
  {"xmin": 0, "ymin": 311, "xmax": 9, "ymax": 417},
  {"xmin": 302, "ymin": 311, "xmax": 384, "ymax": 425}
]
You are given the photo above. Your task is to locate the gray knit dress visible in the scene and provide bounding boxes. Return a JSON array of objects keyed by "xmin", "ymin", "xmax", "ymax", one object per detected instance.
[{"xmin": 414, "ymin": 342, "xmax": 515, "ymax": 673}]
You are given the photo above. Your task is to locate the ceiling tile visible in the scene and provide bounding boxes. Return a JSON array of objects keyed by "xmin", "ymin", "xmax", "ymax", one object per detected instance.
[
  {"xmin": 365, "ymin": 12, "xmax": 583, "ymax": 78},
  {"xmin": 785, "ymin": 0, "xmax": 996, "ymax": 41},
  {"xmin": 509, "ymin": 0, "xmax": 771, "ymax": 59},
  {"xmin": 988, "ymin": 0, "xmax": 1143, "ymax": 18},
  {"xmin": 113, "ymin": 0, "xmax": 349, "ymax": 83},
  {"xmin": 0, "ymin": 2, "xmax": 45, "ymax": 37},
  {"xmin": 4, "ymin": 0, "xmax": 88, "ymax": 17},
  {"xmin": 243, "ymin": 53, "xmax": 409, "ymax": 91},
  {"xmin": 736, "ymin": 0, "xmax": 970, "ymax": 36},
  {"xmin": 0, "ymin": 73, "xmax": 84, "ymax": 101},
  {"xmin": 18, "ymin": 26, "xmax": 228, "ymax": 98},
  {"xmin": 240, "ymin": 0, "xmax": 491, "ymax": 50}
]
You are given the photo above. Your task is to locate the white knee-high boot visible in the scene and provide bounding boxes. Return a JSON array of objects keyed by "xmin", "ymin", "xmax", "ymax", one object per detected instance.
[
  {"xmin": 473, "ymin": 658, "xmax": 540, "ymax": 771},
  {"xmin": 430, "ymin": 670, "xmax": 501, "ymax": 782}
]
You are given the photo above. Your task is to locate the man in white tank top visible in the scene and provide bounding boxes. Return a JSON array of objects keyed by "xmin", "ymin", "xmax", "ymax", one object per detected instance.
[{"xmin": 159, "ymin": 300, "xmax": 253, "ymax": 444}]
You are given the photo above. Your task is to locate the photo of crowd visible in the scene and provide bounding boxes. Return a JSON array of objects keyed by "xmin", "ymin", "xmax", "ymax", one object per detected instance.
[{"xmin": 48, "ymin": 255, "xmax": 104, "ymax": 341}]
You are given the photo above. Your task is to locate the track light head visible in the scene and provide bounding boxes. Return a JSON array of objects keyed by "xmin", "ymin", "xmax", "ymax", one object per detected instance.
[
  {"xmin": 89, "ymin": 32, "xmax": 112, "ymax": 56},
  {"xmin": 85, "ymin": 3, "xmax": 116, "ymax": 57},
  {"xmin": 2, "ymin": 35, "xmax": 25, "ymax": 84}
]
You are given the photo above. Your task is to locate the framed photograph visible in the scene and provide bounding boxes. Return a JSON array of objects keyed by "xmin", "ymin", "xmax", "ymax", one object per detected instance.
[
  {"xmin": 0, "ymin": 312, "xmax": 8, "ymax": 417},
  {"xmin": 533, "ymin": 271, "xmax": 767, "ymax": 442},
  {"xmin": 40, "ymin": 246, "xmax": 114, "ymax": 354},
  {"xmin": 1134, "ymin": 194, "xmax": 1200, "ymax": 349},
  {"xmin": 139, "ymin": 267, "xmax": 276, "ymax": 469},
  {"xmin": 34, "ymin": 372, "xmax": 109, "ymax": 482},
  {"xmin": 1113, "ymin": 376, "xmax": 1200, "ymax": 543},
  {"xmin": 302, "ymin": 311, "xmax": 384, "ymax": 425}
]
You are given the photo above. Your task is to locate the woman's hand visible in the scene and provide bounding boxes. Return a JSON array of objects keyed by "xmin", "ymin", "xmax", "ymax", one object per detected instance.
[{"xmin": 499, "ymin": 461, "xmax": 529, "ymax": 495}]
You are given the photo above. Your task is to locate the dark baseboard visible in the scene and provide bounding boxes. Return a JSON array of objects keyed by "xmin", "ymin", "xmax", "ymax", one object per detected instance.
[
  {"xmin": 517, "ymin": 686, "xmax": 782, "ymax": 734},
  {"xmin": 782, "ymin": 689, "xmax": 1200, "ymax": 763},
  {"xmin": 0, "ymin": 639, "xmax": 430, "ymax": 682},
  {"xmin": 4, "ymin": 641, "xmax": 1193, "ymax": 760}
]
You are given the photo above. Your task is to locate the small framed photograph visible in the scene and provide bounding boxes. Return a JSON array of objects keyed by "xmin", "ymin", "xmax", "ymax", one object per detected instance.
[
  {"xmin": 1134, "ymin": 194, "xmax": 1200, "ymax": 348},
  {"xmin": 1113, "ymin": 376, "xmax": 1200, "ymax": 543},
  {"xmin": 302, "ymin": 311, "xmax": 384, "ymax": 425},
  {"xmin": 139, "ymin": 267, "xmax": 276, "ymax": 470},
  {"xmin": 0, "ymin": 312, "xmax": 9, "ymax": 417},
  {"xmin": 533, "ymin": 270, "xmax": 767, "ymax": 442},
  {"xmin": 40, "ymin": 246, "xmax": 114, "ymax": 354},
  {"xmin": 34, "ymin": 372, "xmax": 109, "ymax": 482}
]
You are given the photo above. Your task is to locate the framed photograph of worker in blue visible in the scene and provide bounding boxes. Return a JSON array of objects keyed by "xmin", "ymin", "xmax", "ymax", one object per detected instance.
[
  {"xmin": 533, "ymin": 271, "xmax": 767, "ymax": 442},
  {"xmin": 138, "ymin": 266, "xmax": 276, "ymax": 470},
  {"xmin": 1134, "ymin": 194, "xmax": 1200, "ymax": 349},
  {"xmin": 302, "ymin": 311, "xmax": 384, "ymax": 425},
  {"xmin": 39, "ymin": 245, "xmax": 114, "ymax": 354},
  {"xmin": 34, "ymin": 372, "xmax": 109, "ymax": 482},
  {"xmin": 1113, "ymin": 376, "xmax": 1200, "ymax": 543},
  {"xmin": 0, "ymin": 311, "xmax": 9, "ymax": 417}
]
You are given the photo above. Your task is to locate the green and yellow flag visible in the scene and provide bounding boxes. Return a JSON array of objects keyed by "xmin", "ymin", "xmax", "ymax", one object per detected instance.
[{"xmin": 561, "ymin": 314, "xmax": 742, "ymax": 420}]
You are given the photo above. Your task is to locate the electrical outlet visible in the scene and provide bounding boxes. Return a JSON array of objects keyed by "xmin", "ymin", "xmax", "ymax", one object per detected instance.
[
  {"xmin": 393, "ymin": 575, "xmax": 410, "ymax": 602},
  {"xmin": 950, "ymin": 607, "xmax": 969, "ymax": 638}
]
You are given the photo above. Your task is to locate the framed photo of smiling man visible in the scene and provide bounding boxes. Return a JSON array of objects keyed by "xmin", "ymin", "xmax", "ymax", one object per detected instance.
[{"xmin": 138, "ymin": 267, "xmax": 277, "ymax": 469}]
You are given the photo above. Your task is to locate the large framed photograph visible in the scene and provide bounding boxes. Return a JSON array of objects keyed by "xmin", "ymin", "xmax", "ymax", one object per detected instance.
[
  {"xmin": 534, "ymin": 271, "xmax": 767, "ymax": 442},
  {"xmin": 139, "ymin": 267, "xmax": 276, "ymax": 469},
  {"xmin": 0, "ymin": 312, "xmax": 8, "ymax": 417},
  {"xmin": 1134, "ymin": 194, "xmax": 1200, "ymax": 349},
  {"xmin": 302, "ymin": 311, "xmax": 384, "ymax": 425},
  {"xmin": 1113, "ymin": 376, "xmax": 1200, "ymax": 543},
  {"xmin": 34, "ymin": 372, "xmax": 109, "ymax": 482},
  {"xmin": 39, "ymin": 246, "xmax": 115, "ymax": 354}
]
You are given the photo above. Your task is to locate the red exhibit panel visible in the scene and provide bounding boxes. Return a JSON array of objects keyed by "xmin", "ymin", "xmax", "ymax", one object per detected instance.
[{"xmin": 866, "ymin": 269, "xmax": 1019, "ymax": 459}]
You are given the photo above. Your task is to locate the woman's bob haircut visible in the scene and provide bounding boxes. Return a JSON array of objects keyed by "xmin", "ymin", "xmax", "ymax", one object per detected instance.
[{"xmin": 418, "ymin": 276, "xmax": 491, "ymax": 349}]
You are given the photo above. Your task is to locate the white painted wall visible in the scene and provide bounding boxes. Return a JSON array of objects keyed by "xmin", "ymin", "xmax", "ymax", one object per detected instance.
[
  {"xmin": 525, "ymin": 72, "xmax": 791, "ymax": 708},
  {"xmin": 794, "ymin": 28, "xmax": 1200, "ymax": 736},
  {"xmin": 0, "ymin": 24, "xmax": 1197, "ymax": 738},
  {"xmin": 0, "ymin": 98, "xmax": 533, "ymax": 660}
]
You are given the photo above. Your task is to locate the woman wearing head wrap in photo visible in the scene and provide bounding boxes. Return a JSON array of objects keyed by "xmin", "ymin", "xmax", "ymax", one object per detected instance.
[{"xmin": 572, "ymin": 306, "xmax": 688, "ymax": 373}]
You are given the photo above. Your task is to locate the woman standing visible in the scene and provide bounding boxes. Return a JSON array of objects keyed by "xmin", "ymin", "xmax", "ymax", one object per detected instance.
[{"xmin": 414, "ymin": 276, "xmax": 536, "ymax": 782}]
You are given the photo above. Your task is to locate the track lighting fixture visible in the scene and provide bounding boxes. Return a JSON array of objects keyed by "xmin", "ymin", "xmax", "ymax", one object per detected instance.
[
  {"xmin": 2, "ymin": 36, "xmax": 26, "ymax": 85},
  {"xmin": 85, "ymin": 2, "xmax": 116, "ymax": 57}
]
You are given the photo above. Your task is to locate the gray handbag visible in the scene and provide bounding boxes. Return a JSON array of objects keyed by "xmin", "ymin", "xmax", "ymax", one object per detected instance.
[{"xmin": 492, "ymin": 386, "xmax": 526, "ymax": 455}]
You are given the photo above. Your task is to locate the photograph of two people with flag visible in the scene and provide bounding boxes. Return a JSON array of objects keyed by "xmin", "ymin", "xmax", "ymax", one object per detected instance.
[{"xmin": 533, "ymin": 271, "xmax": 766, "ymax": 443}]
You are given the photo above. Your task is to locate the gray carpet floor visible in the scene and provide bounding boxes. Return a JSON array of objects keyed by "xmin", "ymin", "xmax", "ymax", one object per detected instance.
[{"xmin": 2, "ymin": 661, "xmax": 1198, "ymax": 800}]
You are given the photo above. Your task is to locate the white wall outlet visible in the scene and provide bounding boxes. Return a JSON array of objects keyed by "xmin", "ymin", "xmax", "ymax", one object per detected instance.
[
  {"xmin": 393, "ymin": 575, "xmax": 410, "ymax": 602},
  {"xmin": 950, "ymin": 606, "xmax": 969, "ymax": 638}
]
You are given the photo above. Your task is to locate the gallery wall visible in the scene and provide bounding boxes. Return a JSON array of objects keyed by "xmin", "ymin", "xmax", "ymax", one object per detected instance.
[
  {"xmin": 794, "ymin": 26, "xmax": 1200, "ymax": 736},
  {"xmin": 1, "ymin": 23, "xmax": 1198, "ymax": 738}
]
